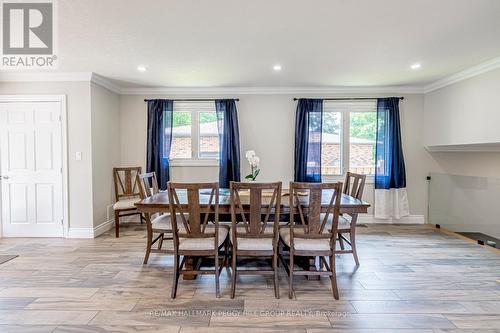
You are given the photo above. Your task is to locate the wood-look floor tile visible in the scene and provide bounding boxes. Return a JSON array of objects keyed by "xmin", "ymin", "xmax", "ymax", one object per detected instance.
[
  {"xmin": 0, "ymin": 297, "xmax": 36, "ymax": 309},
  {"xmin": 52, "ymin": 325, "xmax": 180, "ymax": 333},
  {"xmin": 328, "ymin": 314, "xmax": 456, "ymax": 329},
  {"xmin": 395, "ymin": 290, "xmax": 500, "ymax": 301},
  {"xmin": 351, "ymin": 300, "xmax": 470, "ymax": 314},
  {"xmin": 0, "ymin": 325, "xmax": 56, "ymax": 333},
  {"xmin": 26, "ymin": 295, "xmax": 140, "ymax": 311},
  {"xmin": 308, "ymin": 329, "xmax": 434, "ymax": 333},
  {"xmin": 458, "ymin": 301, "xmax": 500, "ymax": 314},
  {"xmin": 209, "ymin": 313, "xmax": 332, "ymax": 329},
  {"xmin": 0, "ymin": 309, "xmax": 97, "ymax": 325},
  {"xmin": 182, "ymin": 327, "xmax": 305, "ymax": 333},
  {"xmin": 445, "ymin": 314, "xmax": 500, "ymax": 329},
  {"xmin": 0, "ymin": 288, "xmax": 98, "ymax": 299}
]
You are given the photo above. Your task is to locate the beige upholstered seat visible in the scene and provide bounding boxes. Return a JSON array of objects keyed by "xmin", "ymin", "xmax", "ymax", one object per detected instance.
[
  {"xmin": 113, "ymin": 197, "xmax": 140, "ymax": 210},
  {"xmin": 178, "ymin": 226, "xmax": 229, "ymax": 251},
  {"xmin": 231, "ymin": 225, "xmax": 275, "ymax": 251},
  {"xmin": 151, "ymin": 214, "xmax": 173, "ymax": 231},
  {"xmin": 279, "ymin": 228, "xmax": 331, "ymax": 251},
  {"xmin": 321, "ymin": 213, "xmax": 351, "ymax": 231},
  {"xmin": 151, "ymin": 213, "xmax": 188, "ymax": 231}
]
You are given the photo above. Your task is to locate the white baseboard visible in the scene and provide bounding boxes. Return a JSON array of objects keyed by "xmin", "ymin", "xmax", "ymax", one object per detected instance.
[
  {"xmin": 357, "ymin": 214, "xmax": 425, "ymax": 224},
  {"xmin": 67, "ymin": 219, "xmax": 114, "ymax": 238},
  {"xmin": 93, "ymin": 219, "xmax": 114, "ymax": 237},
  {"xmin": 67, "ymin": 227, "xmax": 94, "ymax": 238}
]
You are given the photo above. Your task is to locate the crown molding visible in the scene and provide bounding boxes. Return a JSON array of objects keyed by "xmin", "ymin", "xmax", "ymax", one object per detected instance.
[
  {"xmin": 0, "ymin": 71, "xmax": 92, "ymax": 82},
  {"xmin": 120, "ymin": 85, "xmax": 424, "ymax": 95},
  {"xmin": 90, "ymin": 73, "xmax": 122, "ymax": 94},
  {"xmin": 424, "ymin": 56, "xmax": 500, "ymax": 93},
  {"xmin": 0, "ymin": 71, "xmax": 122, "ymax": 94}
]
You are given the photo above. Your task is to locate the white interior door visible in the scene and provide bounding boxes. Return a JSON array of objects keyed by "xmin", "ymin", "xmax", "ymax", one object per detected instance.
[{"xmin": 0, "ymin": 101, "xmax": 64, "ymax": 237}]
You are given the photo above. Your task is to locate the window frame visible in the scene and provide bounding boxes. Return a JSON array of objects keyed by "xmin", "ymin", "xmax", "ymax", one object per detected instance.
[
  {"xmin": 169, "ymin": 101, "xmax": 220, "ymax": 167},
  {"xmin": 321, "ymin": 100, "xmax": 376, "ymax": 183}
]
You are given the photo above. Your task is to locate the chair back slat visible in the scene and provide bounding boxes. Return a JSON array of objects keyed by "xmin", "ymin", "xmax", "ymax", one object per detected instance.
[
  {"xmin": 113, "ymin": 167, "xmax": 142, "ymax": 201},
  {"xmin": 289, "ymin": 182, "xmax": 342, "ymax": 240},
  {"xmin": 168, "ymin": 182, "xmax": 219, "ymax": 240},
  {"xmin": 136, "ymin": 172, "xmax": 159, "ymax": 199},
  {"xmin": 343, "ymin": 172, "xmax": 366, "ymax": 199},
  {"xmin": 230, "ymin": 182, "xmax": 282, "ymax": 238}
]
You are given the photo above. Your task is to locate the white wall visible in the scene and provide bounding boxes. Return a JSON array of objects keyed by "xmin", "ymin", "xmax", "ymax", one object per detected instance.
[
  {"xmin": 0, "ymin": 81, "xmax": 93, "ymax": 230},
  {"xmin": 90, "ymin": 83, "xmax": 120, "ymax": 228},
  {"xmin": 119, "ymin": 93, "xmax": 430, "ymax": 220},
  {"xmin": 424, "ymin": 68, "xmax": 500, "ymax": 147}
]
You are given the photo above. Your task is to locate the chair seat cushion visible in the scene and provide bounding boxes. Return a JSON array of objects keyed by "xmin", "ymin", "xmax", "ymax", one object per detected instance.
[
  {"xmin": 179, "ymin": 226, "xmax": 229, "ymax": 251},
  {"xmin": 231, "ymin": 225, "xmax": 276, "ymax": 251},
  {"xmin": 279, "ymin": 228, "xmax": 331, "ymax": 251},
  {"xmin": 320, "ymin": 213, "xmax": 351, "ymax": 231},
  {"xmin": 152, "ymin": 213, "xmax": 189, "ymax": 231},
  {"xmin": 113, "ymin": 197, "xmax": 140, "ymax": 210},
  {"xmin": 151, "ymin": 214, "xmax": 172, "ymax": 231}
]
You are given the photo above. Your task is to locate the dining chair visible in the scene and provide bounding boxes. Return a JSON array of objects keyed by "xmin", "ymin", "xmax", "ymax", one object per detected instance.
[
  {"xmin": 168, "ymin": 182, "xmax": 230, "ymax": 298},
  {"xmin": 113, "ymin": 167, "xmax": 143, "ymax": 238},
  {"xmin": 280, "ymin": 182, "xmax": 343, "ymax": 299},
  {"xmin": 229, "ymin": 181, "xmax": 282, "ymax": 299},
  {"xmin": 337, "ymin": 172, "xmax": 366, "ymax": 265},
  {"xmin": 137, "ymin": 172, "xmax": 174, "ymax": 264}
]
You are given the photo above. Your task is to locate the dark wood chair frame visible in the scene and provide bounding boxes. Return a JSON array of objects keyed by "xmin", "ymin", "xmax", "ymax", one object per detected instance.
[
  {"xmin": 113, "ymin": 167, "xmax": 144, "ymax": 238},
  {"xmin": 168, "ymin": 182, "xmax": 229, "ymax": 298},
  {"xmin": 137, "ymin": 172, "xmax": 172, "ymax": 264},
  {"xmin": 337, "ymin": 172, "xmax": 366, "ymax": 265},
  {"xmin": 229, "ymin": 181, "xmax": 282, "ymax": 299},
  {"xmin": 280, "ymin": 181, "xmax": 343, "ymax": 300}
]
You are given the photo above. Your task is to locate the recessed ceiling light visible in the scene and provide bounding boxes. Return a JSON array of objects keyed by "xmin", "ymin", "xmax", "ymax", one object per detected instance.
[
  {"xmin": 273, "ymin": 64, "xmax": 282, "ymax": 71},
  {"xmin": 410, "ymin": 63, "xmax": 422, "ymax": 70},
  {"xmin": 137, "ymin": 65, "xmax": 147, "ymax": 72}
]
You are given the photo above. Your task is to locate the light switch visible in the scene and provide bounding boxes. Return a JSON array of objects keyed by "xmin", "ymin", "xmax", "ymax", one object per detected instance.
[{"xmin": 75, "ymin": 152, "xmax": 82, "ymax": 160}]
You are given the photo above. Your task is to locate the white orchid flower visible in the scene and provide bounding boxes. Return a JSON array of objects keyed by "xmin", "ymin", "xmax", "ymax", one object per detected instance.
[
  {"xmin": 245, "ymin": 150, "xmax": 256, "ymax": 160},
  {"xmin": 250, "ymin": 156, "xmax": 260, "ymax": 167}
]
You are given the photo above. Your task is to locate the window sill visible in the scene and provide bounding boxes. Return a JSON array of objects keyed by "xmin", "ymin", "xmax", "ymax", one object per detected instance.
[
  {"xmin": 322, "ymin": 174, "xmax": 375, "ymax": 184},
  {"xmin": 170, "ymin": 159, "xmax": 219, "ymax": 167}
]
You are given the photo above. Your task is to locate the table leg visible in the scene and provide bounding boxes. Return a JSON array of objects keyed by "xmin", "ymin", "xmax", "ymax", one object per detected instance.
[
  {"xmin": 182, "ymin": 256, "xmax": 200, "ymax": 280},
  {"xmin": 306, "ymin": 256, "xmax": 320, "ymax": 280}
]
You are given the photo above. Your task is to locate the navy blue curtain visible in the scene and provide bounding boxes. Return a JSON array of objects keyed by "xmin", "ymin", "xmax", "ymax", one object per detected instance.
[
  {"xmin": 146, "ymin": 99, "xmax": 173, "ymax": 190},
  {"xmin": 375, "ymin": 97, "xmax": 406, "ymax": 189},
  {"xmin": 215, "ymin": 99, "xmax": 241, "ymax": 188},
  {"xmin": 294, "ymin": 99, "xmax": 323, "ymax": 182}
]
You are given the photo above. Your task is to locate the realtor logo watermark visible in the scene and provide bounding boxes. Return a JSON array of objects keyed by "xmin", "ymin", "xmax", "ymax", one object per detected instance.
[{"xmin": 1, "ymin": 0, "xmax": 57, "ymax": 69}]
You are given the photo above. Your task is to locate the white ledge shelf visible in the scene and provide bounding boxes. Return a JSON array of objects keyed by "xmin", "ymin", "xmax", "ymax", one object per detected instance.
[{"xmin": 426, "ymin": 142, "xmax": 500, "ymax": 152}]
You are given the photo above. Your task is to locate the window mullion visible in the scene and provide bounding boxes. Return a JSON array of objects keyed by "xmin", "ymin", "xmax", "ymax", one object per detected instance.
[
  {"xmin": 192, "ymin": 110, "xmax": 199, "ymax": 159},
  {"xmin": 343, "ymin": 108, "xmax": 350, "ymax": 176}
]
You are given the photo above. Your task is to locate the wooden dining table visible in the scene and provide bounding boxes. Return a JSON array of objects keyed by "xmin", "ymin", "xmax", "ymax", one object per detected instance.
[{"xmin": 135, "ymin": 188, "xmax": 370, "ymax": 279}]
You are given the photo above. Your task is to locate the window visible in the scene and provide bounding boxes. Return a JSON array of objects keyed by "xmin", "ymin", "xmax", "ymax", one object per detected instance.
[
  {"xmin": 170, "ymin": 102, "xmax": 221, "ymax": 161},
  {"xmin": 321, "ymin": 100, "xmax": 376, "ymax": 176},
  {"xmin": 170, "ymin": 112, "xmax": 192, "ymax": 159}
]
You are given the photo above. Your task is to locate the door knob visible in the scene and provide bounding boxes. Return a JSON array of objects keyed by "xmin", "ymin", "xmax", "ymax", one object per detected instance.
[{"xmin": 1, "ymin": 175, "xmax": 9, "ymax": 179}]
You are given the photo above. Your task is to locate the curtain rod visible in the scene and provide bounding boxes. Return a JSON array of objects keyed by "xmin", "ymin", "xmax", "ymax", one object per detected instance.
[
  {"xmin": 144, "ymin": 98, "xmax": 239, "ymax": 102},
  {"xmin": 293, "ymin": 97, "xmax": 404, "ymax": 101}
]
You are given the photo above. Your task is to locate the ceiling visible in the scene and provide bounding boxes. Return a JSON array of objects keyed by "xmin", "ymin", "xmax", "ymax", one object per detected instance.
[{"xmin": 18, "ymin": 0, "xmax": 500, "ymax": 87}]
